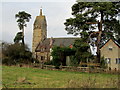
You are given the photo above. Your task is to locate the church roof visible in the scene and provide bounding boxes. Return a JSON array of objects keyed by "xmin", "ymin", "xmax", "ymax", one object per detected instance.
[
  {"xmin": 51, "ymin": 38, "xmax": 77, "ymax": 46},
  {"xmin": 35, "ymin": 37, "xmax": 79, "ymax": 52}
]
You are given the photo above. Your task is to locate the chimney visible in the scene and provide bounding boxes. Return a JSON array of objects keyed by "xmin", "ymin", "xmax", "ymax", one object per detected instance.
[{"xmin": 69, "ymin": 44, "xmax": 73, "ymax": 49}]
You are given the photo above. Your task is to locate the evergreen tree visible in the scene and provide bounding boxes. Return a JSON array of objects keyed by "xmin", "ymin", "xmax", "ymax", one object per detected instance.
[
  {"xmin": 64, "ymin": 2, "xmax": 120, "ymax": 62},
  {"xmin": 15, "ymin": 11, "xmax": 31, "ymax": 45}
]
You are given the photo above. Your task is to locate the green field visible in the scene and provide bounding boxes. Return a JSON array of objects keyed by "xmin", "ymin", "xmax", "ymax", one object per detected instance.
[{"xmin": 2, "ymin": 65, "xmax": 119, "ymax": 88}]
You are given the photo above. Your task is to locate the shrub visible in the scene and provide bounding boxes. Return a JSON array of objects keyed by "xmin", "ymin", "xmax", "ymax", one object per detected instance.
[
  {"xmin": 51, "ymin": 46, "xmax": 76, "ymax": 68},
  {"xmin": 100, "ymin": 57, "xmax": 107, "ymax": 69},
  {"xmin": 44, "ymin": 61, "xmax": 53, "ymax": 65},
  {"xmin": 2, "ymin": 57, "xmax": 16, "ymax": 66},
  {"xmin": 2, "ymin": 42, "xmax": 37, "ymax": 65}
]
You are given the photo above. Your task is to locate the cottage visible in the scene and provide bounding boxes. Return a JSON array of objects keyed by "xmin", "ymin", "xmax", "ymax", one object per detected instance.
[{"xmin": 100, "ymin": 39, "xmax": 120, "ymax": 71}]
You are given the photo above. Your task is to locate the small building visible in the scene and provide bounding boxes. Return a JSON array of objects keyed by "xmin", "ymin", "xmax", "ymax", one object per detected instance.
[
  {"xmin": 100, "ymin": 39, "xmax": 120, "ymax": 71},
  {"xmin": 35, "ymin": 38, "xmax": 77, "ymax": 63}
]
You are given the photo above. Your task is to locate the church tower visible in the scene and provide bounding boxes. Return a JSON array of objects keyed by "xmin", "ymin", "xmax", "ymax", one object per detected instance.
[{"xmin": 32, "ymin": 8, "xmax": 47, "ymax": 58}]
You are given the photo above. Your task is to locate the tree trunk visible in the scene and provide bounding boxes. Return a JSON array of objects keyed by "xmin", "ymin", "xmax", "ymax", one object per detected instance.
[
  {"xmin": 22, "ymin": 28, "xmax": 25, "ymax": 45},
  {"xmin": 97, "ymin": 30, "xmax": 102, "ymax": 63},
  {"xmin": 97, "ymin": 11, "xmax": 103, "ymax": 63}
]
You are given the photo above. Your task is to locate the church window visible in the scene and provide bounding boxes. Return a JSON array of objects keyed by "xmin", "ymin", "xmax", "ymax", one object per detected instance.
[
  {"xmin": 41, "ymin": 56, "xmax": 45, "ymax": 60},
  {"xmin": 41, "ymin": 48, "xmax": 45, "ymax": 52},
  {"xmin": 45, "ymin": 47, "xmax": 46, "ymax": 50}
]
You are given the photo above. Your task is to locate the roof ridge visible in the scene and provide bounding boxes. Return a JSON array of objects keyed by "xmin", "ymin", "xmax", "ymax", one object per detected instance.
[{"xmin": 100, "ymin": 39, "xmax": 120, "ymax": 49}]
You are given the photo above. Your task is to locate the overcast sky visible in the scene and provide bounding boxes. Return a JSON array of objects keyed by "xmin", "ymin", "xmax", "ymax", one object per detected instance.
[{"xmin": 1, "ymin": 0, "xmax": 77, "ymax": 50}]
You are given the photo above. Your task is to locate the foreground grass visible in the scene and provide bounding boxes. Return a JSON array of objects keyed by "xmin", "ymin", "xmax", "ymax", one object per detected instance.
[{"xmin": 2, "ymin": 65, "xmax": 119, "ymax": 88}]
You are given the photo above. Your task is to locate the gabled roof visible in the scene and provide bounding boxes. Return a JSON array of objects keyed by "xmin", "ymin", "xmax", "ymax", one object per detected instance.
[
  {"xmin": 52, "ymin": 38, "xmax": 77, "ymax": 46},
  {"xmin": 100, "ymin": 39, "xmax": 120, "ymax": 49},
  {"xmin": 35, "ymin": 37, "xmax": 78, "ymax": 52}
]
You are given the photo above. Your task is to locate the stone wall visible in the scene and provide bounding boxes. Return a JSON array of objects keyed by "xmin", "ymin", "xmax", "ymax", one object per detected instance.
[
  {"xmin": 36, "ymin": 52, "xmax": 50, "ymax": 62},
  {"xmin": 100, "ymin": 39, "xmax": 120, "ymax": 70}
]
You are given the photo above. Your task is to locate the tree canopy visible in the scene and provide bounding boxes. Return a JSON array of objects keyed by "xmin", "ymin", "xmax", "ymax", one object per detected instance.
[{"xmin": 64, "ymin": 2, "xmax": 120, "ymax": 42}]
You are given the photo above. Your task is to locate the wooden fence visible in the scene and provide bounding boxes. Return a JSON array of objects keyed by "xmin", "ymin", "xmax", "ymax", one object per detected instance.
[
  {"xmin": 80, "ymin": 62, "xmax": 100, "ymax": 67},
  {"xmin": 16, "ymin": 63, "xmax": 119, "ymax": 74}
]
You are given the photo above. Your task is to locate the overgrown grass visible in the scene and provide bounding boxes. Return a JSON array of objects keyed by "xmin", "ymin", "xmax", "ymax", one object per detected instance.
[{"xmin": 2, "ymin": 65, "xmax": 119, "ymax": 88}]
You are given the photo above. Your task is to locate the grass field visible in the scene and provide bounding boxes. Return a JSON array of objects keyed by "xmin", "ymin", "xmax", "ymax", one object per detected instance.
[{"xmin": 2, "ymin": 65, "xmax": 120, "ymax": 88}]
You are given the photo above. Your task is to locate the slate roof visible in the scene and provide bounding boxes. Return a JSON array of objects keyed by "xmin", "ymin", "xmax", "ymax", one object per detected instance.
[
  {"xmin": 100, "ymin": 39, "xmax": 120, "ymax": 49},
  {"xmin": 52, "ymin": 38, "xmax": 77, "ymax": 46},
  {"xmin": 35, "ymin": 37, "xmax": 79, "ymax": 52}
]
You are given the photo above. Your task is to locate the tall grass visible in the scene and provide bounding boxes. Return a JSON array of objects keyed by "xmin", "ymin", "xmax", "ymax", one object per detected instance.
[{"xmin": 2, "ymin": 65, "xmax": 119, "ymax": 88}]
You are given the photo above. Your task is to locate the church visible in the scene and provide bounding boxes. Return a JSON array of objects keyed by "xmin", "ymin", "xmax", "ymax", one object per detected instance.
[{"xmin": 32, "ymin": 9, "xmax": 78, "ymax": 63}]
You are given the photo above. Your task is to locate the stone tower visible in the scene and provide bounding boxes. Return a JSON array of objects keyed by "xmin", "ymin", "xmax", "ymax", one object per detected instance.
[{"xmin": 32, "ymin": 8, "xmax": 47, "ymax": 58}]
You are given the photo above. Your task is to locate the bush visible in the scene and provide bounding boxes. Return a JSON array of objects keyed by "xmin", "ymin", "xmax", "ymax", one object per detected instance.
[
  {"xmin": 100, "ymin": 57, "xmax": 107, "ymax": 69},
  {"xmin": 44, "ymin": 61, "xmax": 53, "ymax": 65},
  {"xmin": 70, "ymin": 56, "xmax": 79, "ymax": 67},
  {"xmin": 51, "ymin": 46, "xmax": 76, "ymax": 68},
  {"xmin": 31, "ymin": 58, "xmax": 39, "ymax": 63},
  {"xmin": 2, "ymin": 57, "xmax": 16, "ymax": 66},
  {"xmin": 2, "ymin": 42, "xmax": 37, "ymax": 65}
]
